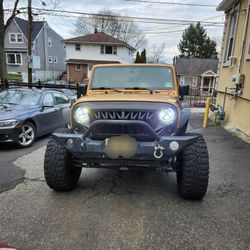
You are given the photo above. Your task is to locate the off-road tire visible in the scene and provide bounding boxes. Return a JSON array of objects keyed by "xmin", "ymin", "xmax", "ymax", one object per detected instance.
[
  {"xmin": 44, "ymin": 128, "xmax": 82, "ymax": 191},
  {"xmin": 177, "ymin": 133, "xmax": 209, "ymax": 200}
]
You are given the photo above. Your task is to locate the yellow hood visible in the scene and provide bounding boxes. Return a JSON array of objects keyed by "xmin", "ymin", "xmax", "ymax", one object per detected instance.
[{"xmin": 75, "ymin": 93, "xmax": 179, "ymax": 106}]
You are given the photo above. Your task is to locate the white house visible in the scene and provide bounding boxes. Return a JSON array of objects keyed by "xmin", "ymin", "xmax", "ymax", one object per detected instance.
[{"xmin": 64, "ymin": 31, "xmax": 135, "ymax": 83}]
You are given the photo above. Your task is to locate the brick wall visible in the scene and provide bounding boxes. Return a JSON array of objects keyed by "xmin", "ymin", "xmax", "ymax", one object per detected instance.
[{"xmin": 67, "ymin": 64, "xmax": 87, "ymax": 84}]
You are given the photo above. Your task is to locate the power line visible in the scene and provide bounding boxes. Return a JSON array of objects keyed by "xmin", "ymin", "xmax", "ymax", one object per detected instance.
[
  {"xmin": 141, "ymin": 15, "xmax": 224, "ymax": 32},
  {"xmin": 31, "ymin": 7, "xmax": 224, "ymax": 25},
  {"xmin": 123, "ymin": 0, "xmax": 217, "ymax": 7}
]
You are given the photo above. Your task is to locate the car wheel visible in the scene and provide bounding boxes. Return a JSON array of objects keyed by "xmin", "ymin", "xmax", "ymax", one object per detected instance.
[
  {"xmin": 177, "ymin": 133, "xmax": 209, "ymax": 200},
  {"xmin": 44, "ymin": 128, "xmax": 82, "ymax": 191},
  {"xmin": 17, "ymin": 122, "xmax": 36, "ymax": 148}
]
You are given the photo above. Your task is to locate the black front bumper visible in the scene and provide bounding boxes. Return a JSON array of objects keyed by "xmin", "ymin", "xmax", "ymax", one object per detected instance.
[
  {"xmin": 52, "ymin": 120, "xmax": 198, "ymax": 168},
  {"xmin": 0, "ymin": 127, "xmax": 20, "ymax": 143},
  {"xmin": 53, "ymin": 133, "xmax": 197, "ymax": 159}
]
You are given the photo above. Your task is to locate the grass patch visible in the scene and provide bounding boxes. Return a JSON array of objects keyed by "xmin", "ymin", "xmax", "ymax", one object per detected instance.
[{"xmin": 7, "ymin": 73, "xmax": 22, "ymax": 81}]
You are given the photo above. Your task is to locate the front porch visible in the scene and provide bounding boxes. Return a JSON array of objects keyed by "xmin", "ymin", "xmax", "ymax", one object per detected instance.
[{"xmin": 200, "ymin": 70, "xmax": 217, "ymax": 95}]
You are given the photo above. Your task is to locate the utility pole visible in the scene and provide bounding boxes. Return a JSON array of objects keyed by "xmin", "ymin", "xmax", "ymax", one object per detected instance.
[{"xmin": 28, "ymin": 0, "xmax": 32, "ymax": 87}]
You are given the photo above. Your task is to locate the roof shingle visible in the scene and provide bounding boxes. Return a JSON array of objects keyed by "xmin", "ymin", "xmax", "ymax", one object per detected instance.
[
  {"xmin": 65, "ymin": 32, "xmax": 135, "ymax": 50},
  {"xmin": 175, "ymin": 58, "xmax": 219, "ymax": 76},
  {"xmin": 14, "ymin": 17, "xmax": 44, "ymax": 42}
]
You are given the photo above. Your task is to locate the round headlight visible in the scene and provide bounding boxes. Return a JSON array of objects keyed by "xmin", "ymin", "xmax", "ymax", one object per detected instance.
[
  {"xmin": 159, "ymin": 108, "xmax": 176, "ymax": 124},
  {"xmin": 74, "ymin": 106, "xmax": 89, "ymax": 124}
]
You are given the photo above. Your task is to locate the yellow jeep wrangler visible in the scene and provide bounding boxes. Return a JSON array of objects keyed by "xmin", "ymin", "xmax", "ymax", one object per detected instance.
[{"xmin": 44, "ymin": 64, "xmax": 209, "ymax": 200}]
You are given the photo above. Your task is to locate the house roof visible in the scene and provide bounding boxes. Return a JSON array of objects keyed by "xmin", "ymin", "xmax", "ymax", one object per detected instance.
[
  {"xmin": 66, "ymin": 59, "xmax": 120, "ymax": 65},
  {"xmin": 217, "ymin": 0, "xmax": 238, "ymax": 11},
  {"xmin": 175, "ymin": 58, "xmax": 219, "ymax": 76},
  {"xmin": 65, "ymin": 32, "xmax": 135, "ymax": 50},
  {"xmin": 14, "ymin": 17, "xmax": 44, "ymax": 42}
]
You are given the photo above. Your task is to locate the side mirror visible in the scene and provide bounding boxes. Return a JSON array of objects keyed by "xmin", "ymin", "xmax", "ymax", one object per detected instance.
[
  {"xmin": 43, "ymin": 102, "xmax": 54, "ymax": 108},
  {"xmin": 179, "ymin": 84, "xmax": 189, "ymax": 101},
  {"xmin": 77, "ymin": 83, "xmax": 87, "ymax": 99}
]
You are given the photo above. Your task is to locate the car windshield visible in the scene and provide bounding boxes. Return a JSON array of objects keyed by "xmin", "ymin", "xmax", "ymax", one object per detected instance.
[
  {"xmin": 0, "ymin": 90, "xmax": 41, "ymax": 105},
  {"xmin": 62, "ymin": 89, "xmax": 75, "ymax": 96},
  {"xmin": 90, "ymin": 66, "xmax": 175, "ymax": 90}
]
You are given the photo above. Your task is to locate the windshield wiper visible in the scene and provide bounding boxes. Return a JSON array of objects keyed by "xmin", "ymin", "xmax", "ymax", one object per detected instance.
[
  {"xmin": 91, "ymin": 87, "xmax": 123, "ymax": 93},
  {"xmin": 124, "ymin": 87, "xmax": 154, "ymax": 94}
]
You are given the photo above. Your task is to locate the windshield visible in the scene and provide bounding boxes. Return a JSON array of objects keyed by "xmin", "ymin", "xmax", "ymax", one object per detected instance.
[
  {"xmin": 91, "ymin": 66, "xmax": 175, "ymax": 90},
  {"xmin": 62, "ymin": 89, "xmax": 75, "ymax": 96},
  {"xmin": 0, "ymin": 90, "xmax": 41, "ymax": 105}
]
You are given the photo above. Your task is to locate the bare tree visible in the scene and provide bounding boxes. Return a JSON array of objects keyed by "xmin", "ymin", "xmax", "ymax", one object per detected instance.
[
  {"xmin": 74, "ymin": 9, "xmax": 146, "ymax": 50},
  {"xmin": 147, "ymin": 43, "xmax": 166, "ymax": 63},
  {"xmin": 0, "ymin": 0, "xmax": 20, "ymax": 84}
]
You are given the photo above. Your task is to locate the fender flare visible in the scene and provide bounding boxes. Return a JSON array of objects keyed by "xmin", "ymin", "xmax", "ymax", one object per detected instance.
[{"xmin": 179, "ymin": 108, "xmax": 191, "ymax": 130}]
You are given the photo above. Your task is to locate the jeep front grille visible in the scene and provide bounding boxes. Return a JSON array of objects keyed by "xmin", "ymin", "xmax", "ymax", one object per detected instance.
[{"xmin": 92, "ymin": 111, "xmax": 155, "ymax": 121}]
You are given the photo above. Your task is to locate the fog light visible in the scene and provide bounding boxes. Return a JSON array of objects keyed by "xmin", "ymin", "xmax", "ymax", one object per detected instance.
[
  {"xmin": 169, "ymin": 141, "xmax": 179, "ymax": 151},
  {"xmin": 65, "ymin": 138, "xmax": 74, "ymax": 147}
]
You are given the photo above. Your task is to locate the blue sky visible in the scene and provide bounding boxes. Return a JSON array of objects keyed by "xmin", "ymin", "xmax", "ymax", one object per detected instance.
[{"xmin": 4, "ymin": 0, "xmax": 224, "ymax": 62}]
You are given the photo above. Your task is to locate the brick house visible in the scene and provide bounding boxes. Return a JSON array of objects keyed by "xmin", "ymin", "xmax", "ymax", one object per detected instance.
[{"xmin": 64, "ymin": 31, "xmax": 135, "ymax": 84}]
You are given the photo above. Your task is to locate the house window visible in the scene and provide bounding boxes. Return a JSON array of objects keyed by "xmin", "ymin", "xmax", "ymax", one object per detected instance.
[
  {"xmin": 9, "ymin": 33, "xmax": 23, "ymax": 43},
  {"xmin": 100, "ymin": 45, "xmax": 105, "ymax": 54},
  {"xmin": 17, "ymin": 34, "xmax": 23, "ymax": 43},
  {"xmin": 182, "ymin": 76, "xmax": 197, "ymax": 87},
  {"xmin": 75, "ymin": 44, "xmax": 81, "ymax": 51},
  {"xmin": 100, "ymin": 45, "xmax": 117, "ymax": 55},
  {"xmin": 48, "ymin": 37, "xmax": 52, "ymax": 47},
  {"xmin": 54, "ymin": 57, "xmax": 58, "ymax": 63},
  {"xmin": 75, "ymin": 64, "xmax": 82, "ymax": 71},
  {"xmin": 224, "ymin": 7, "xmax": 238, "ymax": 63},
  {"xmin": 179, "ymin": 76, "xmax": 185, "ymax": 85},
  {"xmin": 48, "ymin": 56, "xmax": 53, "ymax": 63},
  {"xmin": 6, "ymin": 53, "xmax": 22, "ymax": 65},
  {"xmin": 105, "ymin": 45, "xmax": 113, "ymax": 54},
  {"xmin": 10, "ymin": 34, "xmax": 16, "ymax": 42}
]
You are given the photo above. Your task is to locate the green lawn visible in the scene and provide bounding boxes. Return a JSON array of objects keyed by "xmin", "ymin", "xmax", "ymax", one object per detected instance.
[{"xmin": 7, "ymin": 73, "xmax": 22, "ymax": 81}]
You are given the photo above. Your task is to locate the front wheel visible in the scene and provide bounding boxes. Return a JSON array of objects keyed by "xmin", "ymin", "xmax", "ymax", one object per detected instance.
[
  {"xmin": 44, "ymin": 130, "xmax": 82, "ymax": 191},
  {"xmin": 177, "ymin": 133, "xmax": 209, "ymax": 200},
  {"xmin": 17, "ymin": 122, "xmax": 36, "ymax": 148}
]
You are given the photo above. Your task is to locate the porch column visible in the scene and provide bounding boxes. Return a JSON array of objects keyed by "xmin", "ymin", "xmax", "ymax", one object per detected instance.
[
  {"xmin": 200, "ymin": 76, "xmax": 204, "ymax": 95},
  {"xmin": 212, "ymin": 77, "xmax": 216, "ymax": 95},
  {"xmin": 208, "ymin": 77, "xmax": 212, "ymax": 92}
]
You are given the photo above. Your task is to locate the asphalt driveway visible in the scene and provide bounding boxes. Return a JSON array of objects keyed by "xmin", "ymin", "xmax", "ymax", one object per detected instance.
[{"xmin": 0, "ymin": 114, "xmax": 249, "ymax": 250}]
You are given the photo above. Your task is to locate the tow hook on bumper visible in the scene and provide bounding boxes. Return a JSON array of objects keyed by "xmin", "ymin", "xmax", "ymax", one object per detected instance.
[{"xmin": 153, "ymin": 145, "xmax": 165, "ymax": 159}]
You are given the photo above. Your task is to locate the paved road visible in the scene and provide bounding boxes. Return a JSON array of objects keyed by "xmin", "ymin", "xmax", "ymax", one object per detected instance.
[
  {"xmin": 0, "ymin": 136, "xmax": 49, "ymax": 192},
  {"xmin": 0, "ymin": 115, "xmax": 250, "ymax": 249}
]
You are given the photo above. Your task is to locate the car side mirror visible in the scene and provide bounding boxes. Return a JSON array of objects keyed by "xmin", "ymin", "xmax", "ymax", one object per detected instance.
[
  {"xmin": 179, "ymin": 84, "xmax": 189, "ymax": 101},
  {"xmin": 43, "ymin": 102, "xmax": 54, "ymax": 108},
  {"xmin": 77, "ymin": 83, "xmax": 88, "ymax": 99}
]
